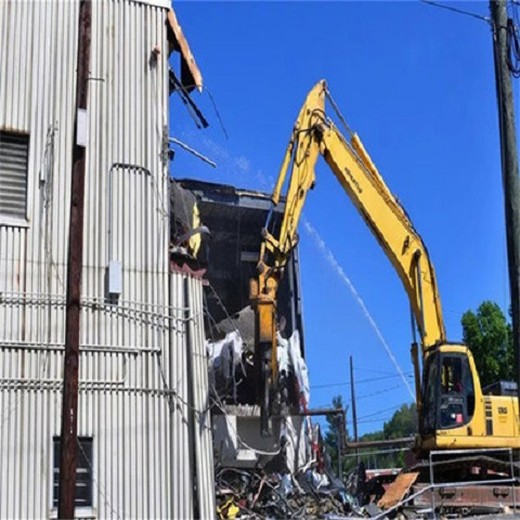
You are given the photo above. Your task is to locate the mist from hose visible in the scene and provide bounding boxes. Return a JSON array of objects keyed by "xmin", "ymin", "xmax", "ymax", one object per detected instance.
[{"xmin": 302, "ymin": 217, "xmax": 415, "ymax": 401}]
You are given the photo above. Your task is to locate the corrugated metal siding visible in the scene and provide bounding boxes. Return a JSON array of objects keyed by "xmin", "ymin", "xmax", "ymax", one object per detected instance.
[
  {"xmin": 0, "ymin": 0, "xmax": 214, "ymax": 518},
  {"xmin": 0, "ymin": 287, "xmax": 212, "ymax": 519},
  {"xmin": 186, "ymin": 275, "xmax": 216, "ymax": 518},
  {"xmin": 169, "ymin": 273, "xmax": 216, "ymax": 519}
]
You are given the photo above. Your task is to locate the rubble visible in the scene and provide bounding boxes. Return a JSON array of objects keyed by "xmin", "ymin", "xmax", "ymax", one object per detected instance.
[{"xmin": 215, "ymin": 465, "xmax": 363, "ymax": 519}]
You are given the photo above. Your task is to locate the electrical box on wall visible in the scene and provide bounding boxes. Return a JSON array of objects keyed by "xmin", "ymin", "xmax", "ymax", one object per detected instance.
[
  {"xmin": 77, "ymin": 108, "xmax": 88, "ymax": 148},
  {"xmin": 107, "ymin": 260, "xmax": 122, "ymax": 297}
]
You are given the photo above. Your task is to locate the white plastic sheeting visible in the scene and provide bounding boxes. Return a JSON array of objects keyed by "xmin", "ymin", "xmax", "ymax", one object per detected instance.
[
  {"xmin": 207, "ymin": 330, "xmax": 246, "ymax": 400},
  {"xmin": 277, "ymin": 330, "xmax": 310, "ymax": 408}
]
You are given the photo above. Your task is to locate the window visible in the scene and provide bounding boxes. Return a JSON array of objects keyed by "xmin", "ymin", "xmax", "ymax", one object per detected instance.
[
  {"xmin": 422, "ymin": 353, "xmax": 476, "ymax": 432},
  {"xmin": 438, "ymin": 355, "xmax": 475, "ymax": 429},
  {"xmin": 0, "ymin": 131, "xmax": 29, "ymax": 219},
  {"xmin": 53, "ymin": 437, "xmax": 93, "ymax": 508},
  {"xmin": 421, "ymin": 353, "xmax": 438, "ymax": 434}
]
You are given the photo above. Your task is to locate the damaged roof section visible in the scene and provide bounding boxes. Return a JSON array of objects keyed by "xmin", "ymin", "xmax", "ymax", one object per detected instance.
[{"xmin": 167, "ymin": 7, "xmax": 203, "ymax": 92}]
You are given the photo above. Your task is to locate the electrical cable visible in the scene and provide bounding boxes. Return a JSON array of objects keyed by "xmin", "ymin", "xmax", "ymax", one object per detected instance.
[
  {"xmin": 357, "ymin": 415, "xmax": 396, "ymax": 425},
  {"xmin": 206, "ymin": 281, "xmax": 247, "ymax": 341},
  {"xmin": 169, "ymin": 80, "xmax": 228, "ymax": 139},
  {"xmin": 310, "ymin": 372, "xmax": 414, "ymax": 389},
  {"xmin": 420, "ymin": 0, "xmax": 490, "ymax": 23},
  {"xmin": 203, "ymin": 86, "xmax": 229, "ymax": 139},
  {"xmin": 76, "ymin": 436, "xmax": 122, "ymax": 520},
  {"xmin": 354, "ymin": 365, "xmax": 412, "ymax": 375},
  {"xmin": 357, "ymin": 383, "xmax": 406, "ymax": 401},
  {"xmin": 507, "ymin": 16, "xmax": 520, "ymax": 77},
  {"xmin": 357, "ymin": 403, "xmax": 409, "ymax": 420}
]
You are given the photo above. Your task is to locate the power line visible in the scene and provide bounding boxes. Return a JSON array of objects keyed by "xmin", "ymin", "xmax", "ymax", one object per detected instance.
[
  {"xmin": 357, "ymin": 383, "xmax": 406, "ymax": 401},
  {"xmin": 357, "ymin": 415, "xmax": 396, "ymax": 425},
  {"xmin": 506, "ymin": 14, "xmax": 520, "ymax": 77},
  {"xmin": 354, "ymin": 366, "xmax": 410, "ymax": 375},
  {"xmin": 203, "ymin": 85, "xmax": 229, "ymax": 139},
  {"xmin": 310, "ymin": 372, "xmax": 414, "ymax": 389},
  {"xmin": 357, "ymin": 403, "xmax": 407, "ymax": 420},
  {"xmin": 420, "ymin": 0, "xmax": 491, "ymax": 23}
]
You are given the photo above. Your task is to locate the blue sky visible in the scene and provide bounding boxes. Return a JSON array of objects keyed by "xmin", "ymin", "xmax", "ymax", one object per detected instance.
[{"xmin": 169, "ymin": 1, "xmax": 515, "ymax": 435}]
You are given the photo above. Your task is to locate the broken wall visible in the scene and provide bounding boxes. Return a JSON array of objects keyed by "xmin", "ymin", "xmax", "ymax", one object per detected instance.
[{"xmin": 174, "ymin": 178, "xmax": 305, "ymax": 350}]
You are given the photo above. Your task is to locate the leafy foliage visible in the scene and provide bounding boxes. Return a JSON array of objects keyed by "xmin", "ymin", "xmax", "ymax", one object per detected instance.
[
  {"xmin": 461, "ymin": 301, "xmax": 513, "ymax": 388},
  {"xmin": 383, "ymin": 403, "xmax": 417, "ymax": 439}
]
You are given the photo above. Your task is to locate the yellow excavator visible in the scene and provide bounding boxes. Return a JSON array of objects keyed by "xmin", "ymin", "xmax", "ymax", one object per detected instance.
[{"xmin": 250, "ymin": 80, "xmax": 520, "ymax": 455}]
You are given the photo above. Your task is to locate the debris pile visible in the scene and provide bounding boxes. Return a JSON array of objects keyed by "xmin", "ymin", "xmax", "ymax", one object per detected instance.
[{"xmin": 215, "ymin": 466, "xmax": 363, "ymax": 519}]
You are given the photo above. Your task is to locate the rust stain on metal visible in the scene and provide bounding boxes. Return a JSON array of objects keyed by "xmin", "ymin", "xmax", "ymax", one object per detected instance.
[
  {"xmin": 167, "ymin": 8, "xmax": 203, "ymax": 91},
  {"xmin": 377, "ymin": 471, "xmax": 419, "ymax": 509},
  {"xmin": 413, "ymin": 483, "xmax": 520, "ymax": 508}
]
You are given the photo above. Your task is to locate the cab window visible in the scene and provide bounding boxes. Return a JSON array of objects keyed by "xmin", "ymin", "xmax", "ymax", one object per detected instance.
[
  {"xmin": 438, "ymin": 355, "xmax": 475, "ymax": 429},
  {"xmin": 421, "ymin": 354, "xmax": 438, "ymax": 434}
]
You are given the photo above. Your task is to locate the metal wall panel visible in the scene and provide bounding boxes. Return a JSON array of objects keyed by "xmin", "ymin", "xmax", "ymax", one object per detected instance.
[
  {"xmin": 0, "ymin": 1, "xmax": 214, "ymax": 518},
  {"xmin": 187, "ymin": 275, "xmax": 217, "ymax": 518}
]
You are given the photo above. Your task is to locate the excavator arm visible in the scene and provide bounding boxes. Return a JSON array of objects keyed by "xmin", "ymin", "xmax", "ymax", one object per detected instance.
[{"xmin": 251, "ymin": 80, "xmax": 445, "ymax": 434}]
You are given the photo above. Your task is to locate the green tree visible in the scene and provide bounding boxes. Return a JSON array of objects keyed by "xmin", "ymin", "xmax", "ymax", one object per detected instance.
[
  {"xmin": 383, "ymin": 403, "xmax": 417, "ymax": 439},
  {"xmin": 461, "ymin": 301, "xmax": 513, "ymax": 388}
]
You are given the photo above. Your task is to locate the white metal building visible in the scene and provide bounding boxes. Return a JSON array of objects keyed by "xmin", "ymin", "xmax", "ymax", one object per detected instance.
[{"xmin": 0, "ymin": 0, "xmax": 214, "ymax": 518}]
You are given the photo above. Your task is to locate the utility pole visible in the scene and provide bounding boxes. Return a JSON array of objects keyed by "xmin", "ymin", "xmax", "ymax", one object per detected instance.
[
  {"xmin": 490, "ymin": 0, "xmax": 520, "ymax": 399},
  {"xmin": 336, "ymin": 414, "xmax": 342, "ymax": 479},
  {"xmin": 58, "ymin": 1, "xmax": 91, "ymax": 518},
  {"xmin": 350, "ymin": 356, "xmax": 359, "ymax": 465}
]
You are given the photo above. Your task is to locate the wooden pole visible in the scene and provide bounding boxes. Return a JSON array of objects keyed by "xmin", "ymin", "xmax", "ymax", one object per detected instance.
[
  {"xmin": 58, "ymin": 1, "xmax": 91, "ymax": 517},
  {"xmin": 490, "ymin": 0, "xmax": 520, "ymax": 400}
]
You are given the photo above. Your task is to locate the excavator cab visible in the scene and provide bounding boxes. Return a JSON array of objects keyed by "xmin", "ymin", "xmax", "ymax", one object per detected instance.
[{"xmin": 421, "ymin": 347, "xmax": 476, "ymax": 435}]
